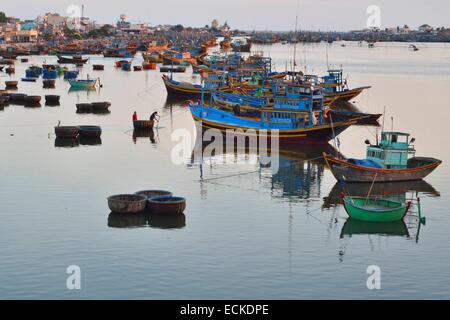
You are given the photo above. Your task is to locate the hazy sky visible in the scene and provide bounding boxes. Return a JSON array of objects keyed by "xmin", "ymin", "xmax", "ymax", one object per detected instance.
[{"xmin": 1, "ymin": 0, "xmax": 448, "ymax": 31}]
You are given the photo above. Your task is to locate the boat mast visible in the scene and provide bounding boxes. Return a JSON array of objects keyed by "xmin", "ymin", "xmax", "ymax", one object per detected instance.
[{"xmin": 293, "ymin": 0, "xmax": 300, "ymax": 73}]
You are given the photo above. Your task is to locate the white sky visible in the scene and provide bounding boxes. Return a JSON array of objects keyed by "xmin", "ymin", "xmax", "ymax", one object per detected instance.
[{"xmin": 1, "ymin": 0, "xmax": 448, "ymax": 31}]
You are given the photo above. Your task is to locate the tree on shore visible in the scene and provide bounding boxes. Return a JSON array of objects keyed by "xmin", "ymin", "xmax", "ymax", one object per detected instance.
[
  {"xmin": 0, "ymin": 12, "xmax": 7, "ymax": 23},
  {"xmin": 87, "ymin": 24, "xmax": 114, "ymax": 38}
]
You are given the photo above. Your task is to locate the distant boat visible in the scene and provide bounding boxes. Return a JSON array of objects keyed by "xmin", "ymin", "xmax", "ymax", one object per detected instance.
[
  {"xmin": 68, "ymin": 79, "xmax": 97, "ymax": 89},
  {"xmin": 409, "ymin": 44, "xmax": 419, "ymax": 51},
  {"xmin": 57, "ymin": 55, "xmax": 88, "ymax": 64}
]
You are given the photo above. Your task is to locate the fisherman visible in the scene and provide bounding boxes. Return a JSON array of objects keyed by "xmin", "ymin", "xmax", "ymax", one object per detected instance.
[
  {"xmin": 150, "ymin": 111, "xmax": 159, "ymax": 122},
  {"xmin": 132, "ymin": 111, "xmax": 138, "ymax": 122}
]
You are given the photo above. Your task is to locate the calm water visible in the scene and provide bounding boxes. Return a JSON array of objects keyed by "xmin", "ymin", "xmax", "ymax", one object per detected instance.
[{"xmin": 1, "ymin": 42, "xmax": 450, "ymax": 299}]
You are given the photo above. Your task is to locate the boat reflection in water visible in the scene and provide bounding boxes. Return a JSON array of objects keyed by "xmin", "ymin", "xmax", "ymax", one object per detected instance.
[
  {"xmin": 189, "ymin": 131, "xmax": 341, "ymax": 202},
  {"xmin": 108, "ymin": 212, "xmax": 186, "ymax": 229},
  {"xmin": 132, "ymin": 128, "xmax": 157, "ymax": 144},
  {"xmin": 334, "ymin": 180, "xmax": 439, "ymax": 262},
  {"xmin": 54, "ymin": 137, "xmax": 102, "ymax": 148}
]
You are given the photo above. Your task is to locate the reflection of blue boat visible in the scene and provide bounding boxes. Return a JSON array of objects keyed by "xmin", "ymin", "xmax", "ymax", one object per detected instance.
[{"xmin": 189, "ymin": 84, "xmax": 357, "ymax": 144}]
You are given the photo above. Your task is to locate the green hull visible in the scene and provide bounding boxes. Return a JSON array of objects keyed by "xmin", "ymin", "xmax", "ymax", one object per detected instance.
[{"xmin": 343, "ymin": 197, "xmax": 407, "ymax": 222}]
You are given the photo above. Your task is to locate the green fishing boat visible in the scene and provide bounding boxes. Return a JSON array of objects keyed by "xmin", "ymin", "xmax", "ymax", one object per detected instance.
[{"xmin": 342, "ymin": 194, "xmax": 411, "ymax": 222}]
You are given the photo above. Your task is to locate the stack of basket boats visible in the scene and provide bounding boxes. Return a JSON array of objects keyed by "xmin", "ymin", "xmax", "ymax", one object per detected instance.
[
  {"xmin": 76, "ymin": 101, "xmax": 111, "ymax": 113},
  {"xmin": 54, "ymin": 122, "xmax": 102, "ymax": 139},
  {"xmin": 108, "ymin": 190, "xmax": 186, "ymax": 215}
]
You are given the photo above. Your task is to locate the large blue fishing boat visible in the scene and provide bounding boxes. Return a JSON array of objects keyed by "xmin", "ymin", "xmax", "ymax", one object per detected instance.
[{"xmin": 189, "ymin": 83, "xmax": 359, "ymax": 144}]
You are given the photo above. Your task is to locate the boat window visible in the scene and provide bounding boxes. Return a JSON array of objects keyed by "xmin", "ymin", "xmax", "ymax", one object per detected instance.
[{"xmin": 392, "ymin": 135, "xmax": 398, "ymax": 143}]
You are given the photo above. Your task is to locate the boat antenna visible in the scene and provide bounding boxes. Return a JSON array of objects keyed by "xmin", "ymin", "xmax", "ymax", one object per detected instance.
[
  {"xmin": 381, "ymin": 106, "xmax": 386, "ymax": 133},
  {"xmin": 293, "ymin": 0, "xmax": 300, "ymax": 72}
]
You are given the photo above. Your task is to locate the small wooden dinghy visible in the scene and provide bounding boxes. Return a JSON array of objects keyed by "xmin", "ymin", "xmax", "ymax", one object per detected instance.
[
  {"xmin": 78, "ymin": 125, "xmax": 102, "ymax": 138},
  {"xmin": 133, "ymin": 120, "xmax": 154, "ymax": 129},
  {"xmin": 5, "ymin": 67, "xmax": 15, "ymax": 74},
  {"xmin": 342, "ymin": 194, "xmax": 411, "ymax": 222},
  {"xmin": 54, "ymin": 122, "xmax": 79, "ymax": 138},
  {"xmin": 159, "ymin": 66, "xmax": 186, "ymax": 73},
  {"xmin": 147, "ymin": 196, "xmax": 186, "ymax": 215},
  {"xmin": 107, "ymin": 194, "xmax": 147, "ymax": 214},
  {"xmin": 133, "ymin": 66, "xmax": 142, "ymax": 71},
  {"xmin": 93, "ymin": 64, "xmax": 104, "ymax": 70}
]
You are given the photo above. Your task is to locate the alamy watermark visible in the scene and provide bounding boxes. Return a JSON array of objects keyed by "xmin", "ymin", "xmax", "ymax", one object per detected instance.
[
  {"xmin": 366, "ymin": 5, "xmax": 381, "ymax": 30},
  {"xmin": 66, "ymin": 265, "xmax": 81, "ymax": 290},
  {"xmin": 171, "ymin": 123, "xmax": 280, "ymax": 174},
  {"xmin": 366, "ymin": 265, "xmax": 381, "ymax": 290}
]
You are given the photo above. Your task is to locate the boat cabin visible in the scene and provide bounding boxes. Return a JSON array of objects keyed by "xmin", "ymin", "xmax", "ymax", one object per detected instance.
[
  {"xmin": 366, "ymin": 132, "xmax": 416, "ymax": 169},
  {"xmin": 321, "ymin": 69, "xmax": 346, "ymax": 94}
]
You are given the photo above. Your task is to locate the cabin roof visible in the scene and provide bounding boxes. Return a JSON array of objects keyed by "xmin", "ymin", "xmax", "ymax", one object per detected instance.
[{"xmin": 381, "ymin": 131, "xmax": 410, "ymax": 136}]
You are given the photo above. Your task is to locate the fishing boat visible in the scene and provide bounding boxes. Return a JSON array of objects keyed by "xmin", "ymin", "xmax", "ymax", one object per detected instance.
[
  {"xmin": 220, "ymin": 39, "xmax": 232, "ymax": 49},
  {"xmin": 142, "ymin": 52, "xmax": 163, "ymax": 63},
  {"xmin": 189, "ymin": 84, "xmax": 359, "ymax": 145},
  {"xmin": 320, "ymin": 69, "xmax": 371, "ymax": 102},
  {"xmin": 76, "ymin": 103, "xmax": 93, "ymax": 112},
  {"xmin": 142, "ymin": 61, "xmax": 156, "ymax": 70},
  {"xmin": 69, "ymin": 79, "xmax": 97, "ymax": 89},
  {"xmin": 93, "ymin": 64, "xmax": 104, "ymax": 71},
  {"xmin": 91, "ymin": 101, "xmax": 111, "ymax": 112},
  {"xmin": 341, "ymin": 194, "xmax": 411, "ymax": 222},
  {"xmin": 324, "ymin": 131, "xmax": 442, "ymax": 182},
  {"xmin": 121, "ymin": 62, "xmax": 132, "ymax": 71},
  {"xmin": 159, "ymin": 66, "xmax": 186, "ymax": 73},
  {"xmin": 162, "ymin": 73, "xmax": 232, "ymax": 97},
  {"xmin": 231, "ymin": 39, "xmax": 252, "ymax": 53},
  {"xmin": 133, "ymin": 120, "xmax": 155, "ymax": 130},
  {"xmin": 57, "ymin": 55, "xmax": 88, "ymax": 64},
  {"xmin": 45, "ymin": 95, "xmax": 60, "ymax": 103},
  {"xmin": 133, "ymin": 66, "xmax": 142, "ymax": 71}
]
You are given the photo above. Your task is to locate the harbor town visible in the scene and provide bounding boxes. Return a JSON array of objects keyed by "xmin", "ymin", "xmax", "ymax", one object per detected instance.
[{"xmin": 1, "ymin": 1, "xmax": 450, "ymax": 303}]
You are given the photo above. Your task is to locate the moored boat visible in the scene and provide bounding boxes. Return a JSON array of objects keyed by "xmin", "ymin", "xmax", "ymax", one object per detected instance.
[
  {"xmin": 93, "ymin": 64, "xmax": 104, "ymax": 71},
  {"xmin": 24, "ymin": 95, "xmax": 41, "ymax": 104},
  {"xmin": 57, "ymin": 55, "xmax": 88, "ymax": 64},
  {"xmin": 5, "ymin": 80, "xmax": 18, "ymax": 88},
  {"xmin": 69, "ymin": 79, "xmax": 97, "ymax": 89},
  {"xmin": 324, "ymin": 131, "xmax": 442, "ymax": 182},
  {"xmin": 159, "ymin": 66, "xmax": 186, "ymax": 73},
  {"xmin": 43, "ymin": 79, "xmax": 56, "ymax": 88},
  {"xmin": 342, "ymin": 194, "xmax": 411, "ymax": 222},
  {"xmin": 55, "ymin": 123, "xmax": 80, "ymax": 138},
  {"xmin": 91, "ymin": 101, "xmax": 111, "ymax": 111}
]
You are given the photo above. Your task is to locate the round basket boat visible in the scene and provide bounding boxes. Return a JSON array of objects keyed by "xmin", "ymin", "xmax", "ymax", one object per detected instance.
[
  {"xmin": 76, "ymin": 103, "xmax": 93, "ymax": 111},
  {"xmin": 78, "ymin": 125, "xmax": 102, "ymax": 138},
  {"xmin": 24, "ymin": 95, "xmax": 41, "ymax": 104},
  {"xmin": 9, "ymin": 93, "xmax": 27, "ymax": 101},
  {"xmin": 107, "ymin": 194, "xmax": 147, "ymax": 214},
  {"xmin": 134, "ymin": 190, "xmax": 173, "ymax": 201},
  {"xmin": 45, "ymin": 95, "xmax": 60, "ymax": 102},
  {"xmin": 5, "ymin": 81, "xmax": 18, "ymax": 88},
  {"xmin": 55, "ymin": 126, "xmax": 79, "ymax": 138},
  {"xmin": 91, "ymin": 102, "xmax": 111, "ymax": 111},
  {"xmin": 147, "ymin": 196, "xmax": 186, "ymax": 215}
]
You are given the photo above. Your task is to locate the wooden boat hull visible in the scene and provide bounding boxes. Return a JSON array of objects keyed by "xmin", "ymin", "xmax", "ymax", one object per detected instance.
[
  {"xmin": 133, "ymin": 120, "xmax": 154, "ymax": 129},
  {"xmin": 57, "ymin": 55, "xmax": 88, "ymax": 64},
  {"xmin": 324, "ymin": 86, "xmax": 371, "ymax": 102},
  {"xmin": 69, "ymin": 80, "xmax": 96, "ymax": 89},
  {"xmin": 190, "ymin": 107, "xmax": 355, "ymax": 145},
  {"xmin": 343, "ymin": 196, "xmax": 408, "ymax": 222},
  {"xmin": 162, "ymin": 75, "xmax": 232, "ymax": 97},
  {"xmin": 324, "ymin": 153, "xmax": 442, "ymax": 182},
  {"xmin": 43, "ymin": 80, "xmax": 56, "ymax": 87}
]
